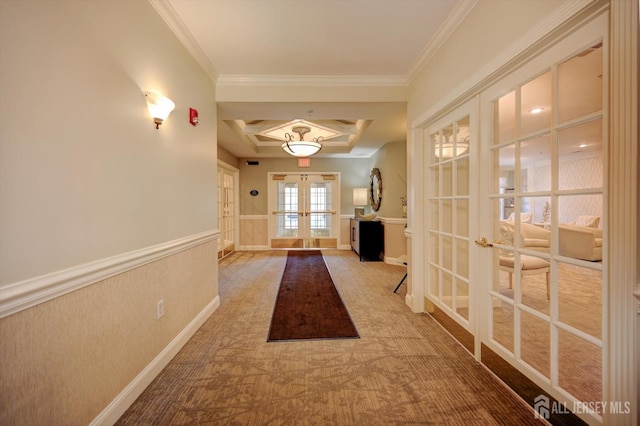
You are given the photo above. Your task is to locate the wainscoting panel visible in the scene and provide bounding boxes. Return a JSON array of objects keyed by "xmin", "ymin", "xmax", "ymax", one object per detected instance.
[{"xmin": 0, "ymin": 239, "xmax": 219, "ymax": 425}]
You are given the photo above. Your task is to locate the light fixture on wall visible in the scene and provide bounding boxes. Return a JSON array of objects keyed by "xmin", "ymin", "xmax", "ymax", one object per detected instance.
[
  {"xmin": 144, "ymin": 92, "xmax": 175, "ymax": 129},
  {"xmin": 282, "ymin": 126, "xmax": 322, "ymax": 157},
  {"xmin": 353, "ymin": 187, "xmax": 368, "ymax": 218}
]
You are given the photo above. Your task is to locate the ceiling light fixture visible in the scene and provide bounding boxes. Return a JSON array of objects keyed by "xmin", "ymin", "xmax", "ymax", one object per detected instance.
[
  {"xmin": 282, "ymin": 126, "xmax": 322, "ymax": 157},
  {"xmin": 434, "ymin": 129, "xmax": 469, "ymax": 159},
  {"xmin": 530, "ymin": 107, "xmax": 544, "ymax": 114}
]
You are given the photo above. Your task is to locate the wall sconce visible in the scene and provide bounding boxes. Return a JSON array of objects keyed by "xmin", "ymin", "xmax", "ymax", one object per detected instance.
[
  {"xmin": 144, "ymin": 92, "xmax": 175, "ymax": 129},
  {"xmin": 353, "ymin": 187, "xmax": 368, "ymax": 218}
]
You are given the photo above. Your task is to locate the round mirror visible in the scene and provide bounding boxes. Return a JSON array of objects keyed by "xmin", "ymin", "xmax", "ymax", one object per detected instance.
[{"xmin": 369, "ymin": 168, "xmax": 382, "ymax": 211}]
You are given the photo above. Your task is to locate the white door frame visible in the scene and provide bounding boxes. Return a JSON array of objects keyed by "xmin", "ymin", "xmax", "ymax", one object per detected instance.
[
  {"xmin": 408, "ymin": 5, "xmax": 637, "ymax": 424},
  {"xmin": 267, "ymin": 172, "xmax": 340, "ymax": 248}
]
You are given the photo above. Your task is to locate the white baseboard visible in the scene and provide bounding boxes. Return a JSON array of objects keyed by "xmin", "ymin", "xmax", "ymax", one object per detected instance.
[
  {"xmin": 338, "ymin": 244, "xmax": 352, "ymax": 250},
  {"xmin": 90, "ymin": 295, "xmax": 221, "ymax": 426},
  {"xmin": 238, "ymin": 245, "xmax": 270, "ymax": 251},
  {"xmin": 405, "ymin": 293, "xmax": 416, "ymax": 311},
  {"xmin": 384, "ymin": 256, "xmax": 408, "ymax": 266}
]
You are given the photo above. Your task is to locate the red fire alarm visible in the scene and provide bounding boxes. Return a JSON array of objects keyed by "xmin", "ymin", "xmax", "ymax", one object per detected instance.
[{"xmin": 189, "ymin": 108, "xmax": 199, "ymax": 126}]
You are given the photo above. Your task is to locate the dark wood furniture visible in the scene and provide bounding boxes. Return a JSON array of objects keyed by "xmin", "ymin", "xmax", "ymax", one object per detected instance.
[{"xmin": 350, "ymin": 218, "xmax": 384, "ymax": 261}]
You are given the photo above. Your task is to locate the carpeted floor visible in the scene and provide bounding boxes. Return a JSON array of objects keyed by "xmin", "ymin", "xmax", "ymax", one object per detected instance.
[{"xmin": 117, "ymin": 250, "xmax": 543, "ymax": 425}]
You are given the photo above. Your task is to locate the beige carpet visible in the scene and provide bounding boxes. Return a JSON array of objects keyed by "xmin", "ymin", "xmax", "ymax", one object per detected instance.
[{"xmin": 117, "ymin": 250, "xmax": 542, "ymax": 425}]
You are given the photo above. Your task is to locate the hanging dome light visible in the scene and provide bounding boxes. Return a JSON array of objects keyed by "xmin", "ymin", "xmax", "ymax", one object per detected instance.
[
  {"xmin": 434, "ymin": 129, "xmax": 469, "ymax": 159},
  {"xmin": 281, "ymin": 126, "xmax": 322, "ymax": 157}
]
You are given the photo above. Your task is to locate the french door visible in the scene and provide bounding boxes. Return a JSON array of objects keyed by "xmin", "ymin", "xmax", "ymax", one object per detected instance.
[
  {"xmin": 477, "ymin": 15, "xmax": 606, "ymax": 424},
  {"xmin": 268, "ymin": 173, "xmax": 339, "ymax": 249},
  {"xmin": 217, "ymin": 162, "xmax": 238, "ymax": 258},
  {"xmin": 424, "ymin": 98, "xmax": 478, "ymax": 340}
]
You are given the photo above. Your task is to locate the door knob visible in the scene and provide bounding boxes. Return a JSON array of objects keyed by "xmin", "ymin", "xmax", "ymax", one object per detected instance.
[{"xmin": 474, "ymin": 237, "xmax": 493, "ymax": 247}]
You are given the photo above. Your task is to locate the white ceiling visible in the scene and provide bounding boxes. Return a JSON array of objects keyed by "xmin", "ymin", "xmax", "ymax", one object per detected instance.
[{"xmin": 155, "ymin": 0, "xmax": 469, "ymax": 158}]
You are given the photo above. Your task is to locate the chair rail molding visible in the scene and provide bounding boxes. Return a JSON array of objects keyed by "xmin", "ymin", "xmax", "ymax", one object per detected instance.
[{"xmin": 0, "ymin": 230, "xmax": 220, "ymax": 319}]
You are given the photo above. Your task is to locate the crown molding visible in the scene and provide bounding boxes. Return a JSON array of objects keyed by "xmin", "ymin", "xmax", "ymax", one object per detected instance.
[
  {"xmin": 406, "ymin": 0, "xmax": 479, "ymax": 83},
  {"xmin": 411, "ymin": 0, "xmax": 597, "ymax": 128},
  {"xmin": 148, "ymin": 0, "xmax": 219, "ymax": 82},
  {"xmin": 216, "ymin": 74, "xmax": 407, "ymax": 87}
]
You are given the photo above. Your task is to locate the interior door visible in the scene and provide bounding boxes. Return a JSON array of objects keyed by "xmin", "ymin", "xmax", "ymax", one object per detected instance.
[
  {"xmin": 424, "ymin": 99, "xmax": 477, "ymax": 341},
  {"xmin": 478, "ymin": 33, "xmax": 605, "ymax": 421},
  {"xmin": 269, "ymin": 173, "xmax": 338, "ymax": 249},
  {"xmin": 217, "ymin": 163, "xmax": 238, "ymax": 258}
]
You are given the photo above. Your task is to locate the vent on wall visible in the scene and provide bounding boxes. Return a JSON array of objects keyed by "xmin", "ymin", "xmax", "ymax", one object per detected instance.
[{"xmin": 245, "ymin": 160, "xmax": 259, "ymax": 166}]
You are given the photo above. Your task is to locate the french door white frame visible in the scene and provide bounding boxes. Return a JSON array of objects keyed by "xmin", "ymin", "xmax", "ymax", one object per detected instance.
[
  {"xmin": 267, "ymin": 172, "xmax": 340, "ymax": 249},
  {"xmin": 408, "ymin": 4, "xmax": 637, "ymax": 425},
  {"xmin": 217, "ymin": 160, "xmax": 239, "ymax": 258},
  {"xmin": 422, "ymin": 97, "xmax": 480, "ymax": 345},
  {"xmin": 478, "ymin": 14, "xmax": 608, "ymax": 425}
]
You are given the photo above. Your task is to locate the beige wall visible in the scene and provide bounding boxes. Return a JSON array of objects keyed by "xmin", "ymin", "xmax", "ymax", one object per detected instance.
[
  {"xmin": 218, "ymin": 146, "xmax": 240, "ymax": 168},
  {"xmin": 408, "ymin": 0, "xmax": 569, "ymax": 123},
  {"xmin": 0, "ymin": 242, "xmax": 217, "ymax": 425},
  {"xmin": 239, "ymin": 217, "xmax": 269, "ymax": 249},
  {"xmin": 0, "ymin": 0, "xmax": 218, "ymax": 285},
  {"xmin": 0, "ymin": 1, "xmax": 219, "ymax": 423},
  {"xmin": 237, "ymin": 150, "xmax": 408, "ymax": 254},
  {"xmin": 382, "ymin": 220, "xmax": 408, "ymax": 261},
  {"xmin": 369, "ymin": 141, "xmax": 407, "ymax": 218},
  {"xmin": 238, "ymin": 157, "xmax": 372, "ymax": 215}
]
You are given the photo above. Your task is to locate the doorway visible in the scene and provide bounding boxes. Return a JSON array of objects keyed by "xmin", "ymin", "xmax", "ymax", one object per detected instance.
[
  {"xmin": 479, "ymin": 35, "xmax": 605, "ymax": 417},
  {"xmin": 217, "ymin": 161, "xmax": 239, "ymax": 258},
  {"xmin": 268, "ymin": 173, "xmax": 339, "ymax": 249},
  {"xmin": 424, "ymin": 98, "xmax": 478, "ymax": 347}
]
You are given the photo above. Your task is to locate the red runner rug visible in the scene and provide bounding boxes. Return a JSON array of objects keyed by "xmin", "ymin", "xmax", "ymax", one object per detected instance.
[{"xmin": 267, "ymin": 250, "xmax": 359, "ymax": 341}]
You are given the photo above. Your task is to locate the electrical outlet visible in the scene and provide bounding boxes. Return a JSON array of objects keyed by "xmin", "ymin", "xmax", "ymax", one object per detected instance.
[{"xmin": 157, "ymin": 299, "xmax": 164, "ymax": 319}]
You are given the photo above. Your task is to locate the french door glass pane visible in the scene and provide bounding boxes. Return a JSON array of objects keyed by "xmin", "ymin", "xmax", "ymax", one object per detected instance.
[
  {"xmin": 558, "ymin": 262, "xmax": 602, "ymax": 338},
  {"xmin": 520, "ymin": 310, "xmax": 550, "ymax": 378},
  {"xmin": 557, "ymin": 194, "xmax": 603, "ymax": 230},
  {"xmin": 442, "ymin": 200, "xmax": 452, "ymax": 234},
  {"xmin": 456, "ymin": 280, "xmax": 469, "ymax": 320},
  {"xmin": 276, "ymin": 182, "xmax": 299, "ymax": 237},
  {"xmin": 442, "ymin": 162, "xmax": 453, "ymax": 196},
  {"xmin": 527, "ymin": 196, "xmax": 551, "ymax": 229},
  {"xmin": 519, "ymin": 254, "xmax": 551, "ymax": 314},
  {"xmin": 456, "ymin": 157, "xmax": 469, "ymax": 196},
  {"xmin": 496, "ymin": 90, "xmax": 516, "ymax": 144},
  {"xmin": 491, "ymin": 296, "xmax": 514, "ymax": 352},
  {"xmin": 442, "ymin": 272, "xmax": 453, "ymax": 308},
  {"xmin": 521, "ymin": 134, "xmax": 551, "ymax": 193},
  {"xmin": 487, "ymin": 36, "xmax": 605, "ymax": 415},
  {"xmin": 442, "ymin": 236, "xmax": 452, "ymax": 271},
  {"xmin": 558, "ymin": 119, "xmax": 603, "ymax": 190},
  {"xmin": 521, "ymin": 71, "xmax": 552, "ymax": 135},
  {"xmin": 428, "ymin": 265, "xmax": 439, "ymax": 298},
  {"xmin": 496, "ymin": 145, "xmax": 515, "ymax": 220},
  {"xmin": 429, "ymin": 165, "xmax": 439, "ymax": 195},
  {"xmin": 426, "ymin": 113, "xmax": 471, "ymax": 326},
  {"xmin": 428, "ymin": 232, "xmax": 439, "ymax": 264},
  {"xmin": 456, "ymin": 238, "xmax": 469, "ymax": 278},
  {"xmin": 558, "ymin": 43, "xmax": 603, "ymax": 123},
  {"xmin": 558, "ymin": 330, "xmax": 602, "ymax": 404},
  {"xmin": 456, "ymin": 199, "xmax": 469, "ymax": 237},
  {"xmin": 428, "ymin": 200, "xmax": 439, "ymax": 231}
]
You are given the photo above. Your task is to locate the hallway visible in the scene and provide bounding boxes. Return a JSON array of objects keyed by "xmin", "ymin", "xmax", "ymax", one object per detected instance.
[{"xmin": 118, "ymin": 250, "xmax": 541, "ymax": 425}]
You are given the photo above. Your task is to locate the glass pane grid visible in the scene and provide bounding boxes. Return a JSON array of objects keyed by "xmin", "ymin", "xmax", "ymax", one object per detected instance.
[{"xmin": 491, "ymin": 42, "xmax": 604, "ymax": 409}]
